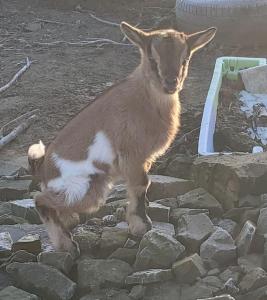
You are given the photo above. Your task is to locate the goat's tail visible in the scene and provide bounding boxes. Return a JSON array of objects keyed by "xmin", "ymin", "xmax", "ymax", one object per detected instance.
[{"xmin": 28, "ymin": 140, "xmax": 45, "ymax": 176}]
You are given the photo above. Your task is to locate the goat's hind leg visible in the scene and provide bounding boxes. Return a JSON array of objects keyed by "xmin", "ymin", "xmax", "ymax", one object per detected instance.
[{"xmin": 35, "ymin": 193, "xmax": 80, "ymax": 259}]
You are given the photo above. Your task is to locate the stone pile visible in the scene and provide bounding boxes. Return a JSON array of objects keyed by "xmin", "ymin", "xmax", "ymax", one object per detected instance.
[{"xmin": 1, "ymin": 153, "xmax": 267, "ymax": 299}]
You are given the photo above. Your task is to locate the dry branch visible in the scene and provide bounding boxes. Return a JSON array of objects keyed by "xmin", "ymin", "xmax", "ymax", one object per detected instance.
[
  {"xmin": 0, "ymin": 57, "xmax": 32, "ymax": 93},
  {"xmin": 0, "ymin": 174, "xmax": 33, "ymax": 180},
  {"xmin": 173, "ymin": 127, "xmax": 200, "ymax": 147},
  {"xmin": 33, "ymin": 39, "xmax": 132, "ymax": 47},
  {"xmin": 0, "ymin": 114, "xmax": 38, "ymax": 150},
  {"xmin": 0, "ymin": 109, "xmax": 39, "ymax": 138},
  {"xmin": 88, "ymin": 13, "xmax": 120, "ymax": 27}
]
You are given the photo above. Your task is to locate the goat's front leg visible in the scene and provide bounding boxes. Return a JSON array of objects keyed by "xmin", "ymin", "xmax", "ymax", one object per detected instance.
[{"xmin": 125, "ymin": 168, "xmax": 152, "ymax": 237}]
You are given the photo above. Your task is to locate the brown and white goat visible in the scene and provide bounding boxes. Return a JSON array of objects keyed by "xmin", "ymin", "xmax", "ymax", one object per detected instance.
[{"xmin": 28, "ymin": 22, "xmax": 216, "ymax": 257}]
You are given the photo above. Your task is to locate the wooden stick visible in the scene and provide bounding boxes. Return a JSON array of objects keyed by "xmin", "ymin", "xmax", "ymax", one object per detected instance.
[
  {"xmin": 88, "ymin": 13, "xmax": 120, "ymax": 27},
  {"xmin": 0, "ymin": 109, "xmax": 39, "ymax": 138},
  {"xmin": 0, "ymin": 57, "xmax": 32, "ymax": 94},
  {"xmin": 0, "ymin": 174, "xmax": 33, "ymax": 180},
  {"xmin": 0, "ymin": 114, "xmax": 37, "ymax": 150},
  {"xmin": 34, "ymin": 39, "xmax": 132, "ymax": 47}
]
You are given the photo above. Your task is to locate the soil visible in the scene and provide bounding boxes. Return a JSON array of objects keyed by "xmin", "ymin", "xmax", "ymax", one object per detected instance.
[{"xmin": 0, "ymin": 0, "xmax": 266, "ymax": 163}]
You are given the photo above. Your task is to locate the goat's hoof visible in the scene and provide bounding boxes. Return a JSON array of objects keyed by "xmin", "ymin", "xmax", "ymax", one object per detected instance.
[{"xmin": 128, "ymin": 214, "xmax": 152, "ymax": 238}]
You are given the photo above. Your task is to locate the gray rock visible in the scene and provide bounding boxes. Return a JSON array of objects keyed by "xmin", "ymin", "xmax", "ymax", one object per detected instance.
[
  {"xmin": 0, "ymin": 159, "xmax": 27, "ymax": 177},
  {"xmin": 100, "ymin": 226, "xmax": 128, "ymax": 257},
  {"xmin": 0, "ymin": 215, "xmax": 28, "ymax": 225},
  {"xmin": 238, "ymin": 254, "xmax": 264, "ymax": 273},
  {"xmin": 124, "ymin": 238, "xmax": 138, "ymax": 249},
  {"xmin": 0, "ymin": 272, "xmax": 14, "ymax": 290},
  {"xmin": 135, "ymin": 230, "xmax": 185, "ymax": 270},
  {"xmin": 236, "ymin": 220, "xmax": 256, "ymax": 257},
  {"xmin": 180, "ymin": 281, "xmax": 213, "ymax": 300},
  {"xmin": 161, "ymin": 154, "xmax": 194, "ymax": 179},
  {"xmin": 239, "ymin": 267, "xmax": 267, "ymax": 293},
  {"xmin": 77, "ymin": 258, "xmax": 132, "ymax": 291},
  {"xmin": 193, "ymin": 153, "xmax": 267, "ymax": 210},
  {"xmin": 147, "ymin": 175, "xmax": 194, "ymax": 201},
  {"xmin": 147, "ymin": 202, "xmax": 170, "ymax": 222},
  {"xmin": 109, "ymin": 248, "xmax": 137, "ymax": 265},
  {"xmin": 155, "ymin": 198, "xmax": 178, "ymax": 209},
  {"xmin": 215, "ymin": 219, "xmax": 239, "ymax": 239},
  {"xmin": 260, "ymin": 193, "xmax": 267, "ymax": 208},
  {"xmin": 223, "ymin": 207, "xmax": 256, "ymax": 223},
  {"xmin": 12, "ymin": 234, "xmax": 41, "ymax": 255},
  {"xmin": 200, "ymin": 228, "xmax": 237, "ymax": 268},
  {"xmin": 72, "ymin": 224, "xmax": 100, "ymax": 254},
  {"xmin": 0, "ymin": 232, "xmax": 13, "ymax": 258},
  {"xmin": 170, "ymin": 208, "xmax": 209, "ymax": 225},
  {"xmin": 236, "ymin": 285, "xmax": 267, "ymax": 300},
  {"xmin": 257, "ymin": 208, "xmax": 267, "ymax": 238},
  {"xmin": 143, "ymin": 281, "xmax": 181, "ymax": 300},
  {"xmin": 172, "ymin": 253, "xmax": 206, "ymax": 284},
  {"xmin": 80, "ymin": 289, "xmax": 131, "ymax": 300},
  {"xmin": 116, "ymin": 221, "xmax": 176, "ymax": 237},
  {"xmin": 89, "ymin": 205, "xmax": 113, "ymax": 219},
  {"xmin": 102, "ymin": 214, "xmax": 117, "ymax": 225},
  {"xmin": 219, "ymin": 266, "xmax": 241, "ymax": 284},
  {"xmin": 125, "ymin": 269, "xmax": 172, "ymax": 285},
  {"xmin": 176, "ymin": 213, "xmax": 215, "ymax": 253},
  {"xmin": 152, "ymin": 221, "xmax": 175, "ymax": 237},
  {"xmin": 0, "ymin": 180, "xmax": 32, "ymax": 201},
  {"xmin": 239, "ymin": 194, "xmax": 261, "ymax": 208},
  {"xmin": 0, "ymin": 286, "xmax": 39, "ymax": 300},
  {"xmin": 6, "ymin": 262, "xmax": 76, "ymax": 300},
  {"xmin": 222, "ymin": 278, "xmax": 239, "ymax": 295},
  {"xmin": 207, "ymin": 268, "xmax": 220, "ymax": 276},
  {"xmin": 197, "ymin": 296, "xmax": 235, "ymax": 300},
  {"xmin": 129, "ymin": 285, "xmax": 146, "ymax": 300},
  {"xmin": 200, "ymin": 276, "xmax": 224, "ymax": 294},
  {"xmin": 0, "ymin": 224, "xmax": 52, "ymax": 252},
  {"xmin": 264, "ymin": 235, "xmax": 267, "ymax": 270},
  {"xmin": 178, "ymin": 188, "xmax": 223, "ymax": 217},
  {"xmin": 10, "ymin": 199, "xmax": 41, "ymax": 224},
  {"xmin": 107, "ymin": 184, "xmax": 127, "ymax": 202},
  {"xmin": 37, "ymin": 252, "xmax": 74, "ymax": 274},
  {"xmin": 240, "ymin": 208, "xmax": 260, "ymax": 228},
  {"xmin": 107, "ymin": 198, "xmax": 129, "ymax": 211},
  {"xmin": 1, "ymin": 250, "xmax": 36, "ymax": 269}
]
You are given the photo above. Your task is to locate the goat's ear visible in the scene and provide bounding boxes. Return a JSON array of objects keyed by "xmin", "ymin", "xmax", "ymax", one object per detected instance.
[
  {"xmin": 120, "ymin": 22, "xmax": 148, "ymax": 49},
  {"xmin": 186, "ymin": 27, "xmax": 217, "ymax": 53}
]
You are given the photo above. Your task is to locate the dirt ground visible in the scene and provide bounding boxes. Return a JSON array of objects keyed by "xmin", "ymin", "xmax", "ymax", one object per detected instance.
[{"xmin": 0, "ymin": 0, "xmax": 266, "ymax": 162}]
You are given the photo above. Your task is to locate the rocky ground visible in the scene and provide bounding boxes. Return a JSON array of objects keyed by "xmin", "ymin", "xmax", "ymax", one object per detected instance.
[
  {"xmin": 1, "ymin": 151, "xmax": 267, "ymax": 300},
  {"xmin": 2, "ymin": 1, "xmax": 267, "ymax": 300}
]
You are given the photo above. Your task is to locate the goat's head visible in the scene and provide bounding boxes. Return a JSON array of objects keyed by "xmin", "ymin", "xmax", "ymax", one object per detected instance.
[{"xmin": 121, "ymin": 22, "xmax": 216, "ymax": 95}]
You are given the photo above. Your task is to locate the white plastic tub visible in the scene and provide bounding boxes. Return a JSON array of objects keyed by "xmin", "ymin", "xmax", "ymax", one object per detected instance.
[{"xmin": 198, "ymin": 56, "xmax": 267, "ymax": 156}]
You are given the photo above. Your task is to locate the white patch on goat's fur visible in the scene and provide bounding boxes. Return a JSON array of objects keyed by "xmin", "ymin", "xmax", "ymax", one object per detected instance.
[
  {"xmin": 28, "ymin": 140, "xmax": 45, "ymax": 159},
  {"xmin": 47, "ymin": 131, "xmax": 114, "ymax": 205}
]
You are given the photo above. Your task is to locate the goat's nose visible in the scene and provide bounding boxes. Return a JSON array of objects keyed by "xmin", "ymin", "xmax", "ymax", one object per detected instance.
[{"xmin": 165, "ymin": 77, "xmax": 178, "ymax": 86}]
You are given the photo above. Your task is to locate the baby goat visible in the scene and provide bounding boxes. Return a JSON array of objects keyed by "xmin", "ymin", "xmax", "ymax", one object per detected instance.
[{"xmin": 28, "ymin": 22, "xmax": 216, "ymax": 257}]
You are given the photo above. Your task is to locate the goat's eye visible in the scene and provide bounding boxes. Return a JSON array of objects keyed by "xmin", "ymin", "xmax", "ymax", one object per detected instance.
[{"xmin": 149, "ymin": 57, "xmax": 160, "ymax": 77}]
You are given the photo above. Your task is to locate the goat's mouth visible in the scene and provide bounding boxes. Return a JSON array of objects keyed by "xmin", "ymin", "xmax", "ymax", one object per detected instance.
[
  {"xmin": 162, "ymin": 78, "xmax": 179, "ymax": 94},
  {"xmin": 163, "ymin": 83, "xmax": 178, "ymax": 94}
]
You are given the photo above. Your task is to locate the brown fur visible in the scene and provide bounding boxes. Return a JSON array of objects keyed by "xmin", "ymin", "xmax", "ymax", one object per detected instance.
[{"xmin": 29, "ymin": 23, "xmax": 216, "ymax": 257}]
